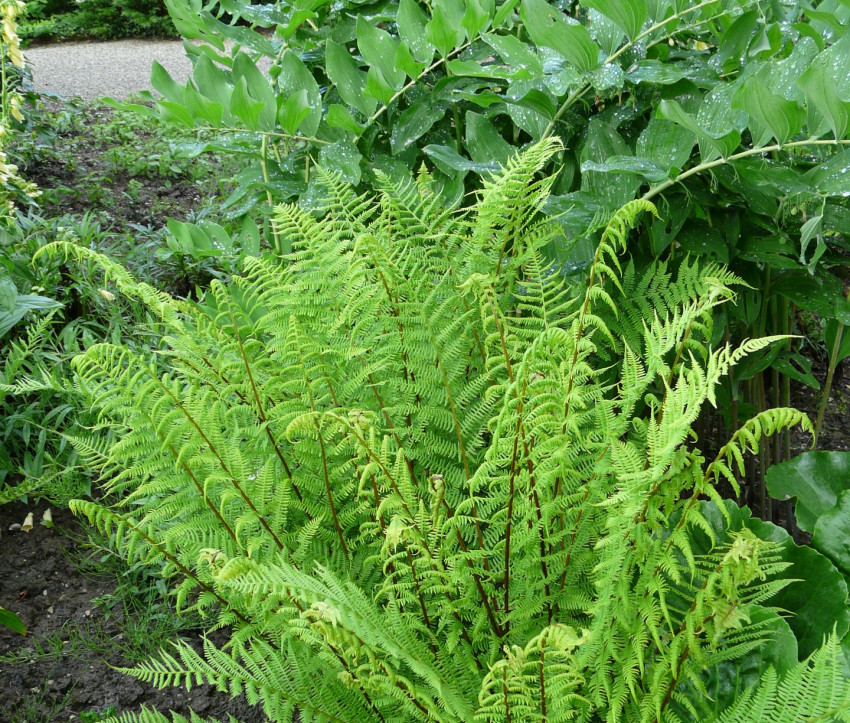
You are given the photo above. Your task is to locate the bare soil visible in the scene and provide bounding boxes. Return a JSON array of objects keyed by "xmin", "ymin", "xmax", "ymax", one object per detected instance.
[{"xmin": 0, "ymin": 502, "xmax": 269, "ymax": 722}]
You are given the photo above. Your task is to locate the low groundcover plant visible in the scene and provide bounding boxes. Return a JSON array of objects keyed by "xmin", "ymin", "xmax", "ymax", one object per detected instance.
[{"xmin": 40, "ymin": 139, "xmax": 850, "ymax": 722}]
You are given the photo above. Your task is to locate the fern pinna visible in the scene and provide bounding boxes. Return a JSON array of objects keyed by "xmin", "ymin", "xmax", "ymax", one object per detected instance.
[{"xmin": 41, "ymin": 139, "xmax": 849, "ymax": 723}]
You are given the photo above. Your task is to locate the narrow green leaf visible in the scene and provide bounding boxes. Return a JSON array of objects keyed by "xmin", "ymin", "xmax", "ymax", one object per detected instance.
[
  {"xmin": 395, "ymin": 42, "xmax": 426, "ymax": 80},
  {"xmin": 658, "ymin": 99, "xmax": 739, "ymax": 160},
  {"xmin": 807, "ymin": 150, "xmax": 850, "ymax": 197}
]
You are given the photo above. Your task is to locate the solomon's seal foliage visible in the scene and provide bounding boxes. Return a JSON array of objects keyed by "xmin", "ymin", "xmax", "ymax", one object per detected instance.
[{"xmin": 42, "ymin": 140, "xmax": 848, "ymax": 722}]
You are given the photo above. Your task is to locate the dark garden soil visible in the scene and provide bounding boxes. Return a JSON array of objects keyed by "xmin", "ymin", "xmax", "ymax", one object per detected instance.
[
  {"xmin": 0, "ymin": 502, "xmax": 269, "ymax": 722},
  {"xmin": 23, "ymin": 99, "xmax": 213, "ymax": 231}
]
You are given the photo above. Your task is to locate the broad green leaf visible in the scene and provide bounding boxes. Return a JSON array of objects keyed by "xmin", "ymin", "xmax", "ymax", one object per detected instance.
[
  {"xmin": 446, "ymin": 59, "xmax": 526, "ymax": 80},
  {"xmin": 326, "ymin": 41, "xmax": 376, "ymax": 117},
  {"xmin": 580, "ymin": 120, "xmax": 640, "ymax": 207},
  {"xmin": 483, "ymin": 32, "xmax": 544, "ymax": 76},
  {"xmin": 232, "ymin": 52, "xmax": 275, "ymax": 131},
  {"xmin": 679, "ymin": 607, "xmax": 797, "ymax": 719},
  {"xmin": 192, "ymin": 54, "xmax": 232, "ymax": 111},
  {"xmin": 520, "ymin": 0, "xmax": 599, "ymax": 72},
  {"xmin": 319, "ymin": 141, "xmax": 362, "ymax": 185},
  {"xmin": 658, "ymin": 99, "xmax": 739, "ymax": 160},
  {"xmin": 813, "ymin": 490, "xmax": 850, "ymax": 577},
  {"xmin": 157, "ymin": 100, "xmax": 195, "ymax": 127},
  {"xmin": 357, "ymin": 16, "xmax": 405, "ymax": 89},
  {"xmin": 696, "ymin": 85, "xmax": 748, "ymax": 160},
  {"xmin": 423, "ymin": 144, "xmax": 501, "ymax": 173},
  {"xmin": 677, "ymin": 221, "xmax": 729, "ymax": 263},
  {"xmin": 390, "ymin": 95, "xmax": 449, "ymax": 154},
  {"xmin": 732, "ymin": 76, "xmax": 805, "ymax": 146},
  {"xmin": 426, "ymin": 2, "xmax": 465, "ymax": 58},
  {"xmin": 0, "ymin": 276, "xmax": 16, "ymax": 312},
  {"xmin": 395, "ymin": 42, "xmax": 425, "ymax": 79},
  {"xmin": 397, "ymin": 0, "xmax": 435, "ymax": 62},
  {"xmin": 799, "ymin": 64, "xmax": 849, "ymax": 140},
  {"xmin": 364, "ymin": 66, "xmax": 396, "ymax": 106},
  {"xmin": 230, "ymin": 76, "xmax": 264, "ymax": 131},
  {"xmin": 511, "ymin": 88, "xmax": 556, "ymax": 118},
  {"xmin": 465, "ymin": 111, "xmax": 513, "ymax": 166},
  {"xmin": 772, "ymin": 271, "xmax": 850, "ymax": 325},
  {"xmin": 586, "ymin": 8, "xmax": 623, "ymax": 57},
  {"xmin": 279, "ymin": 51, "xmax": 322, "ymax": 136},
  {"xmin": 807, "ymin": 150, "xmax": 850, "ymax": 196},
  {"xmin": 582, "ymin": 0, "xmax": 646, "ymax": 40},
  {"xmin": 278, "ymin": 89, "xmax": 311, "ymax": 135},
  {"xmin": 766, "ymin": 451, "xmax": 850, "ymax": 533},
  {"xmin": 327, "ymin": 104, "xmax": 366, "ymax": 135},
  {"xmin": 0, "ymin": 607, "xmax": 25, "ymax": 636},
  {"xmin": 712, "ymin": 10, "xmax": 758, "ymax": 73},
  {"xmin": 184, "ymin": 81, "xmax": 223, "ymax": 126},
  {"xmin": 770, "ymin": 351, "xmax": 820, "ymax": 390},
  {"xmin": 636, "ymin": 118, "xmax": 694, "ymax": 175},
  {"xmin": 700, "ymin": 500, "xmax": 850, "ymax": 659},
  {"xmin": 151, "ymin": 61, "xmax": 185, "ymax": 103},
  {"xmin": 462, "ymin": 0, "xmax": 494, "ymax": 40}
]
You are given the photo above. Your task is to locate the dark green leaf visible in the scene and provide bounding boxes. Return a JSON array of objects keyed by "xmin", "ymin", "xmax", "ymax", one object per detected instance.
[
  {"xmin": 279, "ymin": 51, "xmax": 322, "ymax": 136},
  {"xmin": 813, "ymin": 490, "xmax": 850, "ymax": 577},
  {"xmin": 327, "ymin": 104, "xmax": 365, "ymax": 135},
  {"xmin": 423, "ymin": 144, "xmax": 501, "ymax": 173},
  {"xmin": 0, "ymin": 607, "xmax": 25, "ymax": 636},
  {"xmin": 397, "ymin": 0, "xmax": 435, "ymax": 62},
  {"xmin": 483, "ymin": 32, "xmax": 544, "ymax": 77},
  {"xmin": 230, "ymin": 76, "xmax": 264, "ymax": 131},
  {"xmin": 426, "ymin": 1, "xmax": 465, "ymax": 58},
  {"xmin": 581, "ymin": 156, "xmax": 666, "ymax": 182},
  {"xmin": 825, "ymin": 320, "xmax": 850, "ymax": 366},
  {"xmin": 767, "ymin": 451, "xmax": 850, "ymax": 533},
  {"xmin": 771, "ymin": 272, "xmax": 850, "ymax": 325},
  {"xmin": 326, "ymin": 41, "xmax": 375, "ymax": 117},
  {"xmin": 582, "ymin": 0, "xmax": 646, "ymax": 40},
  {"xmin": 390, "ymin": 96, "xmax": 449, "ymax": 154},
  {"xmin": 807, "ymin": 150, "xmax": 850, "ymax": 197},
  {"xmin": 520, "ymin": 0, "xmax": 599, "ymax": 72},
  {"xmin": 357, "ymin": 16, "xmax": 406, "ymax": 88},
  {"xmin": 465, "ymin": 111, "xmax": 513, "ymax": 166},
  {"xmin": 319, "ymin": 141, "xmax": 362, "ymax": 185},
  {"xmin": 278, "ymin": 90, "xmax": 312, "ymax": 135},
  {"xmin": 636, "ymin": 118, "xmax": 694, "ymax": 175},
  {"xmin": 732, "ymin": 76, "xmax": 806, "ymax": 146}
]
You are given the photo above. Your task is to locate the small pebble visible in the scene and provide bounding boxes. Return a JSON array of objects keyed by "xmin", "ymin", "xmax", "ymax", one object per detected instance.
[
  {"xmin": 8, "ymin": 523, "xmax": 20, "ymax": 531},
  {"xmin": 47, "ymin": 606, "xmax": 54, "ymax": 614}
]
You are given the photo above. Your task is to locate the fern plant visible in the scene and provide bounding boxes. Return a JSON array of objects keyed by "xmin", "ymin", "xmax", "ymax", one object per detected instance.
[{"xmin": 42, "ymin": 139, "xmax": 849, "ymax": 723}]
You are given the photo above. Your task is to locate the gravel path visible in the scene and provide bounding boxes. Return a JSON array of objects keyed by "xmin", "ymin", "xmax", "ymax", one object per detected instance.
[{"xmin": 24, "ymin": 39, "xmax": 194, "ymax": 101}]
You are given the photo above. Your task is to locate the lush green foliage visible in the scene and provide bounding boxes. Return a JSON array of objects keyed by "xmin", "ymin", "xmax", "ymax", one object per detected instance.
[
  {"xmin": 20, "ymin": 0, "xmax": 175, "ymax": 43},
  {"xmin": 144, "ymin": 0, "xmax": 850, "ymax": 514},
  {"xmin": 43, "ymin": 141, "xmax": 850, "ymax": 723}
]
